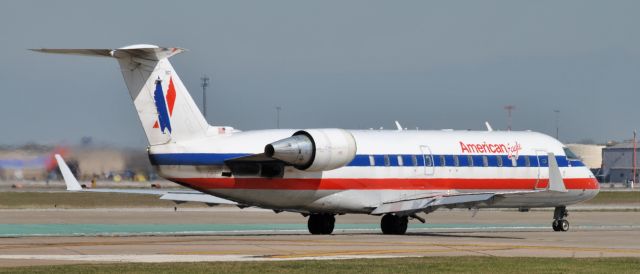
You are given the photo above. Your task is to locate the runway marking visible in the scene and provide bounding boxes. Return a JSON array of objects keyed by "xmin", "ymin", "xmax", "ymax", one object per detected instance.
[
  {"xmin": 2, "ymin": 242, "xmax": 639, "ymax": 264},
  {"xmin": 2, "ymin": 238, "xmax": 640, "ymax": 263},
  {"xmin": 265, "ymin": 249, "xmax": 457, "ymax": 259},
  {"xmin": 3, "ymin": 237, "xmax": 640, "ymax": 258},
  {"xmin": 4, "ymin": 235, "xmax": 640, "ymax": 256},
  {"xmin": 429, "ymin": 243, "xmax": 640, "ymax": 255},
  {"xmin": 172, "ymin": 241, "xmax": 640, "ymax": 257}
]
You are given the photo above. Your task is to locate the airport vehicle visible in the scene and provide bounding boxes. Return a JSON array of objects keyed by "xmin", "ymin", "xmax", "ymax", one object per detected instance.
[{"xmin": 38, "ymin": 45, "xmax": 599, "ymax": 234}]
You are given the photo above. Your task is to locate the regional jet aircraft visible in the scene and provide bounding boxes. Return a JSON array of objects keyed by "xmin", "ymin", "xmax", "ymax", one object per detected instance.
[{"xmin": 37, "ymin": 45, "xmax": 599, "ymax": 234}]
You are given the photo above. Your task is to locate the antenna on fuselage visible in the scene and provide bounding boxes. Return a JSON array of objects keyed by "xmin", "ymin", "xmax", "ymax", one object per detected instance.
[
  {"xmin": 485, "ymin": 121, "xmax": 494, "ymax": 132},
  {"xmin": 395, "ymin": 121, "xmax": 403, "ymax": 131}
]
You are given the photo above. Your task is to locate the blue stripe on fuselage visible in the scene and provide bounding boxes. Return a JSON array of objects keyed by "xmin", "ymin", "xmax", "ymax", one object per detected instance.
[
  {"xmin": 149, "ymin": 153, "xmax": 248, "ymax": 165},
  {"xmin": 148, "ymin": 153, "xmax": 585, "ymax": 168}
]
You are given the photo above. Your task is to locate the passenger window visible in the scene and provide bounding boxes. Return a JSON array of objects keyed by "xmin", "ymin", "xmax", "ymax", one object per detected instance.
[
  {"xmin": 411, "ymin": 155, "xmax": 418, "ymax": 166},
  {"xmin": 369, "ymin": 155, "xmax": 375, "ymax": 166},
  {"xmin": 384, "ymin": 155, "xmax": 390, "ymax": 167},
  {"xmin": 482, "ymin": 155, "xmax": 488, "ymax": 167},
  {"xmin": 440, "ymin": 155, "xmax": 446, "ymax": 166},
  {"xmin": 424, "ymin": 155, "xmax": 433, "ymax": 166},
  {"xmin": 467, "ymin": 155, "xmax": 474, "ymax": 167},
  {"xmin": 453, "ymin": 155, "xmax": 459, "ymax": 167},
  {"xmin": 497, "ymin": 156, "xmax": 503, "ymax": 167},
  {"xmin": 397, "ymin": 155, "xmax": 404, "ymax": 166},
  {"xmin": 525, "ymin": 156, "xmax": 530, "ymax": 167}
]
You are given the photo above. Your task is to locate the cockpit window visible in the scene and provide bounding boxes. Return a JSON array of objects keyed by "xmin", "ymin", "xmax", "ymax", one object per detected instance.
[{"xmin": 563, "ymin": 147, "xmax": 580, "ymax": 160}]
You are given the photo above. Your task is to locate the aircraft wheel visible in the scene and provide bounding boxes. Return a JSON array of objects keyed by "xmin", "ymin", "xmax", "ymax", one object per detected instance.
[
  {"xmin": 552, "ymin": 220, "xmax": 560, "ymax": 231},
  {"xmin": 308, "ymin": 214, "xmax": 335, "ymax": 235},
  {"xmin": 552, "ymin": 206, "xmax": 569, "ymax": 232},
  {"xmin": 381, "ymin": 214, "xmax": 408, "ymax": 235},
  {"xmin": 559, "ymin": 220, "xmax": 569, "ymax": 232},
  {"xmin": 381, "ymin": 214, "xmax": 394, "ymax": 234}
]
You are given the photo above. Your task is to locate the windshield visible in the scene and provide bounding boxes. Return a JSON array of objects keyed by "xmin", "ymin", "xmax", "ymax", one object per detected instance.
[{"xmin": 563, "ymin": 147, "xmax": 580, "ymax": 160}]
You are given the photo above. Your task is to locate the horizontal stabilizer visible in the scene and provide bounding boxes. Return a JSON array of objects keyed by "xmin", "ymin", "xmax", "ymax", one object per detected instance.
[
  {"xmin": 31, "ymin": 49, "xmax": 112, "ymax": 58},
  {"xmin": 31, "ymin": 44, "xmax": 185, "ymax": 61}
]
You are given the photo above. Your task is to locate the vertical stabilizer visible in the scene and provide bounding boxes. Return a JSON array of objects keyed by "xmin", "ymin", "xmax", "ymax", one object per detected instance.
[{"xmin": 33, "ymin": 45, "xmax": 209, "ymax": 146}]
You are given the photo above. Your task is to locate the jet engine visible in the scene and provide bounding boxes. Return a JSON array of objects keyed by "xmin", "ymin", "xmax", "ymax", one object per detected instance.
[{"xmin": 264, "ymin": 129, "xmax": 357, "ymax": 171}]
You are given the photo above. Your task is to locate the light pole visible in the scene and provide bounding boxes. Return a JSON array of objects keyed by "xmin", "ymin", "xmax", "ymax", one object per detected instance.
[
  {"xmin": 276, "ymin": 106, "xmax": 281, "ymax": 129},
  {"xmin": 504, "ymin": 105, "xmax": 515, "ymax": 131},
  {"xmin": 201, "ymin": 75, "xmax": 210, "ymax": 120},
  {"xmin": 634, "ymin": 130, "xmax": 637, "ymax": 189},
  {"xmin": 554, "ymin": 110, "xmax": 560, "ymax": 140}
]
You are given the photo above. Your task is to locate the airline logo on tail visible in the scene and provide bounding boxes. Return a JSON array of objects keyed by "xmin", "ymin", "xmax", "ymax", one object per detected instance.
[{"xmin": 153, "ymin": 77, "xmax": 177, "ymax": 134}]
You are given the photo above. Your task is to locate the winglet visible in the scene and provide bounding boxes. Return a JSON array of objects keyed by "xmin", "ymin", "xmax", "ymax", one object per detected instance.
[
  {"xmin": 547, "ymin": 152, "xmax": 568, "ymax": 192},
  {"xmin": 54, "ymin": 154, "xmax": 83, "ymax": 191}
]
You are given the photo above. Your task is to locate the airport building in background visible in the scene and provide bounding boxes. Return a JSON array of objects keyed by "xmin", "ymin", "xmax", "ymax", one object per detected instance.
[
  {"xmin": 601, "ymin": 142, "xmax": 640, "ymax": 184},
  {"xmin": 565, "ymin": 144, "xmax": 604, "ymax": 170},
  {"xmin": 0, "ymin": 146, "xmax": 154, "ymax": 182}
]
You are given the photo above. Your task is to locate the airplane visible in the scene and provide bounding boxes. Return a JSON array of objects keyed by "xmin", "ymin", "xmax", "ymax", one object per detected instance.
[{"xmin": 36, "ymin": 44, "xmax": 599, "ymax": 235}]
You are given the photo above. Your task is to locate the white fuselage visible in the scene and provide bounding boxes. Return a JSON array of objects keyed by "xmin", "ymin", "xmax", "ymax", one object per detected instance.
[{"xmin": 149, "ymin": 129, "xmax": 599, "ymax": 214}]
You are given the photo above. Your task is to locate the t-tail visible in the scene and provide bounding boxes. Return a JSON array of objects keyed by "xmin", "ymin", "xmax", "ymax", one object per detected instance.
[{"xmin": 32, "ymin": 44, "xmax": 209, "ymax": 146}]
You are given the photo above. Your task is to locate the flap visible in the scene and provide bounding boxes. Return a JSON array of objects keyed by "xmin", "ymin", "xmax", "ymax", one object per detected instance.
[{"xmin": 372, "ymin": 193, "xmax": 495, "ymax": 215}]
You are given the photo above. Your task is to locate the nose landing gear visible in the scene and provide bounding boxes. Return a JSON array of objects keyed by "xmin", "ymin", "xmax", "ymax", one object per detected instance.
[
  {"xmin": 381, "ymin": 214, "xmax": 408, "ymax": 235},
  {"xmin": 552, "ymin": 206, "xmax": 569, "ymax": 232}
]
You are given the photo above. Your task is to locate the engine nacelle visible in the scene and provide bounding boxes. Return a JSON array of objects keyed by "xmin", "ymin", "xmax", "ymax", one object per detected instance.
[{"xmin": 264, "ymin": 129, "xmax": 357, "ymax": 171}]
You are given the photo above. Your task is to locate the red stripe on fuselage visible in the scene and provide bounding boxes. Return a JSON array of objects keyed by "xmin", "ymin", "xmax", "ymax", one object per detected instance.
[{"xmin": 170, "ymin": 177, "xmax": 599, "ymax": 191}]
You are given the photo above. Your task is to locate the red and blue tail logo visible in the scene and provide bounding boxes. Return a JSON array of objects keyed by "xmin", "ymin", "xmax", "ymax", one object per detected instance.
[{"xmin": 153, "ymin": 77, "xmax": 177, "ymax": 134}]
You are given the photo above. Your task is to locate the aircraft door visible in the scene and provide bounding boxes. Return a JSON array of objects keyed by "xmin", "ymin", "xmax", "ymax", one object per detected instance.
[
  {"xmin": 534, "ymin": 149, "xmax": 548, "ymax": 189},
  {"xmin": 420, "ymin": 145, "xmax": 435, "ymax": 176}
]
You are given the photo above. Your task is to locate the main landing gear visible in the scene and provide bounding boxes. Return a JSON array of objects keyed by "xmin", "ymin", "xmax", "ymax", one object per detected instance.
[
  {"xmin": 552, "ymin": 206, "xmax": 569, "ymax": 232},
  {"xmin": 308, "ymin": 214, "xmax": 335, "ymax": 234},
  {"xmin": 381, "ymin": 214, "xmax": 408, "ymax": 235}
]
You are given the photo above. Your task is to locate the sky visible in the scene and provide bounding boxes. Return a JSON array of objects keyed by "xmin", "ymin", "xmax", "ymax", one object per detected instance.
[{"xmin": 1, "ymin": 0, "xmax": 639, "ymax": 147}]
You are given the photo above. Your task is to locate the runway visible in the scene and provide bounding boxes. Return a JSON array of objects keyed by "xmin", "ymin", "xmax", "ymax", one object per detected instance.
[{"xmin": 0, "ymin": 208, "xmax": 639, "ymax": 266}]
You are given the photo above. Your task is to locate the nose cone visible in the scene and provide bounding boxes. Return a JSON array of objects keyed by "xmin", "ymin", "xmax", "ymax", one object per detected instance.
[{"xmin": 265, "ymin": 135, "xmax": 314, "ymax": 167}]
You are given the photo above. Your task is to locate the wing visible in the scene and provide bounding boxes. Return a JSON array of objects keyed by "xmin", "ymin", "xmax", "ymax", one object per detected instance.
[
  {"xmin": 54, "ymin": 154, "xmax": 236, "ymax": 205},
  {"xmin": 371, "ymin": 190, "xmax": 537, "ymax": 215},
  {"xmin": 372, "ymin": 152, "xmax": 567, "ymax": 215}
]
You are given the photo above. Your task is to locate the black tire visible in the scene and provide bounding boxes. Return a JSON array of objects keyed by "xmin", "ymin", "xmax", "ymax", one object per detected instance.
[
  {"xmin": 321, "ymin": 215, "xmax": 335, "ymax": 234},
  {"xmin": 381, "ymin": 214, "xmax": 395, "ymax": 234},
  {"xmin": 395, "ymin": 216, "xmax": 408, "ymax": 235},
  {"xmin": 308, "ymin": 214, "xmax": 335, "ymax": 235},
  {"xmin": 381, "ymin": 214, "xmax": 408, "ymax": 235},
  {"xmin": 308, "ymin": 215, "xmax": 322, "ymax": 234},
  {"xmin": 552, "ymin": 220, "xmax": 560, "ymax": 231}
]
